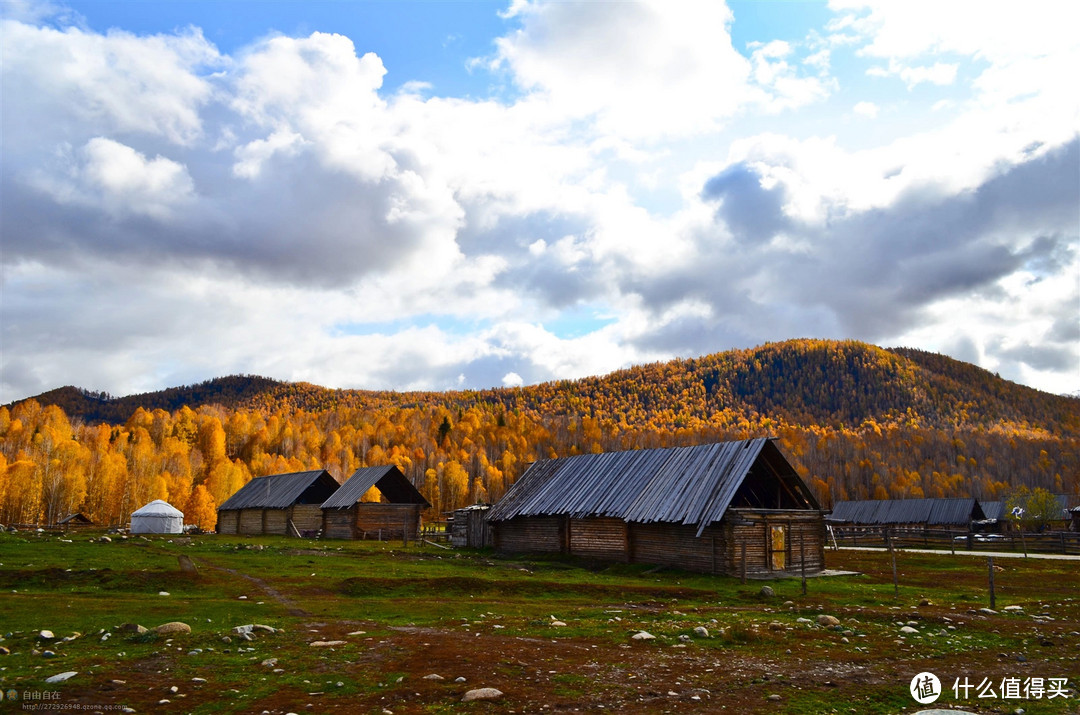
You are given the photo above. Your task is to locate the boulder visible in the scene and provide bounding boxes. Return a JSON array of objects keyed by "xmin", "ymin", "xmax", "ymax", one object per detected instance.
[
  {"xmin": 45, "ymin": 672, "xmax": 78, "ymax": 684},
  {"xmin": 462, "ymin": 688, "xmax": 503, "ymax": 702},
  {"xmin": 693, "ymin": 626, "xmax": 709, "ymax": 638},
  {"xmin": 38, "ymin": 630, "xmax": 55, "ymax": 640},
  {"xmin": 153, "ymin": 622, "xmax": 191, "ymax": 635},
  {"xmin": 309, "ymin": 640, "xmax": 346, "ymax": 647},
  {"xmin": 631, "ymin": 631, "xmax": 655, "ymax": 641},
  {"xmin": 759, "ymin": 586, "xmax": 775, "ymax": 598},
  {"xmin": 817, "ymin": 615, "xmax": 840, "ymax": 627},
  {"xmin": 118, "ymin": 624, "xmax": 147, "ymax": 635}
]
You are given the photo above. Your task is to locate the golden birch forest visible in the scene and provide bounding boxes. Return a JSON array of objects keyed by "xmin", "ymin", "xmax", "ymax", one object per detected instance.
[{"xmin": 2, "ymin": 340, "xmax": 1077, "ymax": 529}]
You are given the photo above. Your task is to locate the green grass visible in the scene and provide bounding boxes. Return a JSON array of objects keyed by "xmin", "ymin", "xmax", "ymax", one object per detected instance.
[{"xmin": 0, "ymin": 530, "xmax": 1076, "ymax": 713}]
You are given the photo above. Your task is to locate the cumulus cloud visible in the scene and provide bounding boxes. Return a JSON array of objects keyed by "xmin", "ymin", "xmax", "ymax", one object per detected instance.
[{"xmin": 1, "ymin": 1, "xmax": 1077, "ymax": 402}]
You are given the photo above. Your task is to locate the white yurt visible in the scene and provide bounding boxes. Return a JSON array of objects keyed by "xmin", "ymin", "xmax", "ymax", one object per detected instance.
[{"xmin": 130, "ymin": 500, "xmax": 184, "ymax": 534}]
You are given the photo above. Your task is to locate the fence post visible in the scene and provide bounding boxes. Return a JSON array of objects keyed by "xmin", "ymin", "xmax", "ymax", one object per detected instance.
[
  {"xmin": 886, "ymin": 529, "xmax": 898, "ymax": 598},
  {"xmin": 987, "ymin": 557, "xmax": 996, "ymax": 610},
  {"xmin": 1061, "ymin": 532, "xmax": 1067, "ymax": 555},
  {"xmin": 800, "ymin": 536, "xmax": 807, "ymax": 596}
]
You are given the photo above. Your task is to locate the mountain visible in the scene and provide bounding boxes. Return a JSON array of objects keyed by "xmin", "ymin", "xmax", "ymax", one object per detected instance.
[{"xmin": 17, "ymin": 339, "xmax": 1079, "ymax": 435}]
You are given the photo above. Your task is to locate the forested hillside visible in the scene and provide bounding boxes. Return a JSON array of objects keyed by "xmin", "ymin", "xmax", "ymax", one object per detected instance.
[{"xmin": 3, "ymin": 339, "xmax": 1077, "ymax": 529}]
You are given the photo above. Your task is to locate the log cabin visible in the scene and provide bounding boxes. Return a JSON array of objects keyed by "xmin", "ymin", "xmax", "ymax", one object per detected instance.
[
  {"xmin": 486, "ymin": 438, "xmax": 825, "ymax": 576},
  {"xmin": 320, "ymin": 465, "xmax": 430, "ymax": 540},
  {"xmin": 216, "ymin": 469, "xmax": 340, "ymax": 536}
]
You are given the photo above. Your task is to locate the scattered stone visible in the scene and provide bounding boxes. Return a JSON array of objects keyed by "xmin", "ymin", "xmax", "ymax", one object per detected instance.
[
  {"xmin": 119, "ymin": 624, "xmax": 147, "ymax": 635},
  {"xmin": 679, "ymin": 634, "xmax": 691, "ymax": 643},
  {"xmin": 42, "ymin": 650, "xmax": 56, "ymax": 658},
  {"xmin": 769, "ymin": 622, "xmax": 785, "ymax": 632},
  {"xmin": 99, "ymin": 536, "xmax": 111, "ymax": 543},
  {"xmin": 550, "ymin": 621, "xmax": 567, "ymax": 627},
  {"xmin": 0, "ymin": 646, "xmax": 9, "ymax": 655},
  {"xmin": 693, "ymin": 626, "xmax": 709, "ymax": 638},
  {"xmin": 817, "ymin": 615, "xmax": 840, "ymax": 627},
  {"xmin": 192, "ymin": 678, "xmax": 207, "ymax": 684},
  {"xmin": 631, "ymin": 631, "xmax": 656, "ymax": 641},
  {"xmin": 978, "ymin": 608, "xmax": 998, "ymax": 615},
  {"xmin": 309, "ymin": 640, "xmax": 346, "ymax": 647},
  {"xmin": 796, "ymin": 618, "xmax": 812, "ymax": 624},
  {"xmin": 462, "ymin": 688, "xmax": 503, "ymax": 702},
  {"xmin": 454, "ymin": 677, "xmax": 467, "ymax": 683},
  {"xmin": 168, "ymin": 686, "xmax": 179, "ymax": 694},
  {"xmin": 45, "ymin": 671, "xmax": 78, "ymax": 684},
  {"xmin": 918, "ymin": 598, "xmax": 932, "ymax": 607},
  {"xmin": 347, "ymin": 630, "xmax": 366, "ymax": 636},
  {"xmin": 767, "ymin": 694, "xmax": 782, "ymax": 701},
  {"xmin": 900, "ymin": 626, "xmax": 919, "ymax": 634},
  {"xmin": 177, "ymin": 555, "xmax": 199, "ymax": 575},
  {"xmin": 422, "ymin": 674, "xmax": 444, "ymax": 681},
  {"xmin": 158, "ymin": 591, "xmax": 170, "ymax": 597},
  {"xmin": 1003, "ymin": 605, "xmax": 1023, "ymax": 612},
  {"xmin": 759, "ymin": 586, "xmax": 775, "ymax": 598},
  {"xmin": 261, "ymin": 658, "xmax": 278, "ymax": 667},
  {"xmin": 221, "ymin": 636, "xmax": 232, "ymax": 644},
  {"xmin": 153, "ymin": 622, "xmax": 191, "ymax": 635},
  {"xmin": 782, "ymin": 600, "xmax": 795, "ymax": 608},
  {"xmin": 39, "ymin": 630, "xmax": 55, "ymax": 640}
]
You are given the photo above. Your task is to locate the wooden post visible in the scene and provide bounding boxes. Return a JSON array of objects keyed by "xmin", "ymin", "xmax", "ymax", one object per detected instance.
[
  {"xmin": 800, "ymin": 535, "xmax": 807, "ymax": 596},
  {"xmin": 1019, "ymin": 528, "xmax": 1027, "ymax": 557},
  {"xmin": 987, "ymin": 556, "xmax": 996, "ymax": 609},
  {"xmin": 740, "ymin": 542, "xmax": 747, "ymax": 585},
  {"xmin": 950, "ymin": 529, "xmax": 955, "ymax": 556},
  {"xmin": 887, "ymin": 529, "xmax": 898, "ymax": 598},
  {"xmin": 1061, "ymin": 532, "xmax": 1067, "ymax": 555}
]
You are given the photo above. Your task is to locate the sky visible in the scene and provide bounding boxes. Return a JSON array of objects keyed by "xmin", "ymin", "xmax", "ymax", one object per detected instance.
[{"xmin": 1, "ymin": 0, "xmax": 1078, "ymax": 403}]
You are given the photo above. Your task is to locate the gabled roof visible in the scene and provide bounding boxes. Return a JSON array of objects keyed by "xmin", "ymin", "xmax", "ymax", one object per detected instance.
[
  {"xmin": 58, "ymin": 512, "xmax": 93, "ymax": 525},
  {"xmin": 487, "ymin": 438, "xmax": 819, "ymax": 537},
  {"xmin": 219, "ymin": 470, "xmax": 339, "ymax": 511},
  {"xmin": 132, "ymin": 499, "xmax": 184, "ymax": 517},
  {"xmin": 827, "ymin": 498, "xmax": 984, "ymax": 525},
  {"xmin": 979, "ymin": 501, "xmax": 1006, "ymax": 521},
  {"xmin": 321, "ymin": 465, "xmax": 430, "ymax": 509}
]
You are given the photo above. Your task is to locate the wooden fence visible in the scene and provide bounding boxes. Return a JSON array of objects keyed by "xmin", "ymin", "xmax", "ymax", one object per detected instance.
[{"xmin": 828, "ymin": 526, "xmax": 1080, "ymax": 555}]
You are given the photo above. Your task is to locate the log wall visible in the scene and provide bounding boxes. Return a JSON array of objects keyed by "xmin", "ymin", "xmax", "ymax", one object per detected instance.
[
  {"xmin": 722, "ymin": 509, "xmax": 825, "ymax": 575},
  {"xmin": 291, "ymin": 505, "xmax": 324, "ymax": 533},
  {"xmin": 629, "ymin": 522, "xmax": 725, "ymax": 573},
  {"xmin": 239, "ymin": 509, "xmax": 264, "ymax": 535},
  {"xmin": 264, "ymin": 509, "xmax": 288, "ymax": 536},
  {"xmin": 322, "ymin": 510, "xmax": 355, "ymax": 540},
  {"xmin": 217, "ymin": 510, "xmax": 240, "ymax": 534},
  {"xmin": 569, "ymin": 517, "xmax": 629, "ymax": 562},
  {"xmin": 493, "ymin": 516, "xmax": 563, "ymax": 553}
]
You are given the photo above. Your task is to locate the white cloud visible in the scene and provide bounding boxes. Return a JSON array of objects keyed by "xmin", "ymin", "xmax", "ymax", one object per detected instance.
[
  {"xmin": 501, "ymin": 372, "xmax": 524, "ymax": 387},
  {"xmin": 853, "ymin": 101, "xmax": 879, "ymax": 118}
]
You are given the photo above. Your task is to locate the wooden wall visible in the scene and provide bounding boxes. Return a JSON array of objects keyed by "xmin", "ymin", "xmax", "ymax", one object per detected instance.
[
  {"xmin": 492, "ymin": 509, "xmax": 825, "ymax": 576},
  {"xmin": 291, "ymin": 505, "xmax": 323, "ymax": 533},
  {"xmin": 492, "ymin": 516, "xmax": 563, "ymax": 553},
  {"xmin": 569, "ymin": 517, "xmax": 629, "ymax": 562},
  {"xmin": 321, "ymin": 504, "xmax": 423, "ymax": 540},
  {"xmin": 450, "ymin": 508, "xmax": 492, "ymax": 548},
  {"xmin": 239, "ymin": 508, "xmax": 264, "ymax": 535},
  {"xmin": 217, "ymin": 510, "xmax": 240, "ymax": 535},
  {"xmin": 264, "ymin": 509, "xmax": 288, "ymax": 535}
]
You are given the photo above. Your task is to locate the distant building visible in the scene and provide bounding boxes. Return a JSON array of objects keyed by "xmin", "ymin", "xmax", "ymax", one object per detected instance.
[
  {"xmin": 486, "ymin": 438, "xmax": 825, "ymax": 576},
  {"xmin": 57, "ymin": 512, "xmax": 94, "ymax": 527},
  {"xmin": 217, "ymin": 470, "xmax": 340, "ymax": 536},
  {"xmin": 320, "ymin": 465, "xmax": 430, "ymax": 540},
  {"xmin": 826, "ymin": 498, "xmax": 984, "ymax": 529}
]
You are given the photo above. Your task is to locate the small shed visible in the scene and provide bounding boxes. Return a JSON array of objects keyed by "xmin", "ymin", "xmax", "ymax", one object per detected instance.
[
  {"xmin": 450, "ymin": 505, "xmax": 492, "ymax": 548},
  {"xmin": 58, "ymin": 512, "xmax": 94, "ymax": 528},
  {"xmin": 131, "ymin": 500, "xmax": 184, "ymax": 534},
  {"xmin": 217, "ymin": 470, "xmax": 340, "ymax": 536},
  {"xmin": 486, "ymin": 438, "xmax": 825, "ymax": 576},
  {"xmin": 320, "ymin": 465, "xmax": 430, "ymax": 540}
]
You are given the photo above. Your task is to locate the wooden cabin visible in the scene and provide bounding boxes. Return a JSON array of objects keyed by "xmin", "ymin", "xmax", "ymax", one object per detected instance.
[
  {"xmin": 486, "ymin": 438, "xmax": 825, "ymax": 576},
  {"xmin": 827, "ymin": 498, "xmax": 985, "ymax": 532},
  {"xmin": 320, "ymin": 465, "xmax": 430, "ymax": 540},
  {"xmin": 217, "ymin": 470, "xmax": 340, "ymax": 536}
]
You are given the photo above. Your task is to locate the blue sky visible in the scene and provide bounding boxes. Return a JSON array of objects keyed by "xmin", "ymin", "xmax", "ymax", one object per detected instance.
[{"xmin": 1, "ymin": 0, "xmax": 1077, "ymax": 401}]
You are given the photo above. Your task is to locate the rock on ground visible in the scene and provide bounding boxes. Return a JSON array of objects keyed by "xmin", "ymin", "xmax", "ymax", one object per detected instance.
[
  {"xmin": 462, "ymin": 688, "xmax": 503, "ymax": 702},
  {"xmin": 153, "ymin": 622, "xmax": 191, "ymax": 635},
  {"xmin": 45, "ymin": 672, "xmax": 78, "ymax": 683},
  {"xmin": 631, "ymin": 631, "xmax": 655, "ymax": 640},
  {"xmin": 817, "ymin": 615, "xmax": 840, "ymax": 627}
]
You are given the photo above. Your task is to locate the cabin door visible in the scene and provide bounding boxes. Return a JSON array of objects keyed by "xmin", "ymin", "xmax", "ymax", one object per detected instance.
[{"xmin": 770, "ymin": 525, "xmax": 787, "ymax": 570}]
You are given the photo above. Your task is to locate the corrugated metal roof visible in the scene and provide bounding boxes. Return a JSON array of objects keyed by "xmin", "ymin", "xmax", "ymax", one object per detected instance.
[
  {"xmin": 218, "ymin": 470, "xmax": 337, "ymax": 511},
  {"xmin": 979, "ymin": 501, "xmax": 1005, "ymax": 521},
  {"xmin": 827, "ymin": 498, "xmax": 982, "ymax": 525},
  {"xmin": 488, "ymin": 439, "xmax": 817, "ymax": 536},
  {"xmin": 321, "ymin": 465, "xmax": 431, "ymax": 509}
]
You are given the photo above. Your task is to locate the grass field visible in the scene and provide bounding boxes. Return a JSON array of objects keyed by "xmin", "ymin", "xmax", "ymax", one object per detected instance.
[{"xmin": 0, "ymin": 530, "xmax": 1077, "ymax": 714}]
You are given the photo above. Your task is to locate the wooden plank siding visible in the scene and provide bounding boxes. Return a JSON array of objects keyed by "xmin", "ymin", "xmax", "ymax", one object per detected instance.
[
  {"xmin": 493, "ymin": 516, "xmax": 563, "ymax": 553},
  {"xmin": 239, "ymin": 509, "xmax": 264, "ymax": 535},
  {"xmin": 264, "ymin": 509, "xmax": 288, "ymax": 535},
  {"xmin": 321, "ymin": 504, "xmax": 424, "ymax": 540},
  {"xmin": 217, "ymin": 510, "xmax": 240, "ymax": 534},
  {"xmin": 290, "ymin": 505, "xmax": 323, "ymax": 533},
  {"xmin": 492, "ymin": 509, "xmax": 825, "ymax": 577},
  {"xmin": 569, "ymin": 517, "xmax": 629, "ymax": 562}
]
